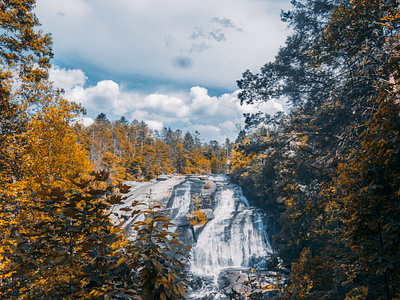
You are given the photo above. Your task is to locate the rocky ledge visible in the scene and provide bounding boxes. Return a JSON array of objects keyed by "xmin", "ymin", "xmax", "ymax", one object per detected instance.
[{"xmin": 217, "ymin": 268, "xmax": 289, "ymax": 299}]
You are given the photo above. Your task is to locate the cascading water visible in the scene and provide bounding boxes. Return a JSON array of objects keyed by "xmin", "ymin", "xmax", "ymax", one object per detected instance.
[
  {"xmin": 165, "ymin": 175, "xmax": 274, "ymax": 297},
  {"xmin": 117, "ymin": 175, "xmax": 280, "ymax": 298},
  {"xmin": 190, "ymin": 189, "xmax": 272, "ymax": 294},
  {"xmin": 171, "ymin": 181, "xmax": 192, "ymax": 220}
]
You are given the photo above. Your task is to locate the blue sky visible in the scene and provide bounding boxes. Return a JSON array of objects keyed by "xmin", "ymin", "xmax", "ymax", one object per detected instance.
[{"xmin": 35, "ymin": 0, "xmax": 291, "ymax": 143}]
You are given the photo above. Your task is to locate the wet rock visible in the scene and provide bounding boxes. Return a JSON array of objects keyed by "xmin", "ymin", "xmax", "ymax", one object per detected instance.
[
  {"xmin": 203, "ymin": 209, "xmax": 214, "ymax": 220},
  {"xmin": 232, "ymin": 283, "xmax": 243, "ymax": 294},
  {"xmin": 216, "ymin": 268, "xmax": 289, "ymax": 299},
  {"xmin": 201, "ymin": 181, "xmax": 216, "ymax": 199},
  {"xmin": 249, "ymin": 288, "xmax": 281, "ymax": 300}
]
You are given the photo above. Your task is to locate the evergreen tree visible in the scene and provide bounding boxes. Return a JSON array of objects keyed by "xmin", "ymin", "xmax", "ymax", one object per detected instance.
[
  {"xmin": 335, "ymin": 92, "xmax": 400, "ymax": 299},
  {"xmin": 183, "ymin": 131, "xmax": 194, "ymax": 151}
]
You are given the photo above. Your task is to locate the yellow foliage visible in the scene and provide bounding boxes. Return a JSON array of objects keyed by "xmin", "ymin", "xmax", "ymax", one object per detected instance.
[
  {"xmin": 24, "ymin": 100, "xmax": 92, "ymax": 189},
  {"xmin": 187, "ymin": 209, "xmax": 208, "ymax": 226},
  {"xmin": 187, "ymin": 194, "xmax": 208, "ymax": 226}
]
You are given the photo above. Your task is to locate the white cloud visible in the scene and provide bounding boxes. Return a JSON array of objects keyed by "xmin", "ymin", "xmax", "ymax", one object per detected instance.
[
  {"xmin": 75, "ymin": 116, "xmax": 95, "ymax": 127},
  {"xmin": 35, "ymin": 0, "xmax": 291, "ymax": 90},
  {"xmin": 142, "ymin": 94, "xmax": 189, "ymax": 119},
  {"xmin": 50, "ymin": 67, "xmax": 86, "ymax": 91},
  {"xmin": 146, "ymin": 120, "xmax": 164, "ymax": 132},
  {"xmin": 50, "ymin": 67, "xmax": 286, "ymax": 142},
  {"xmin": 84, "ymin": 80, "xmax": 120, "ymax": 111}
]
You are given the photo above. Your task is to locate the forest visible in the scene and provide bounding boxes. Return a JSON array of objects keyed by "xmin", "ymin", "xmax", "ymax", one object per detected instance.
[
  {"xmin": 230, "ymin": 0, "xmax": 400, "ymax": 299},
  {"xmin": 1, "ymin": 0, "xmax": 400, "ymax": 299},
  {"xmin": 72, "ymin": 113, "xmax": 230, "ymax": 183}
]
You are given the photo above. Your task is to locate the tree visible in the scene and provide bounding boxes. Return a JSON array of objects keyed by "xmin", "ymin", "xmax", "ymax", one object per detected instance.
[
  {"xmin": 0, "ymin": 0, "xmax": 53, "ymax": 194},
  {"xmin": 0, "ymin": 172, "xmax": 139, "ymax": 299},
  {"xmin": 237, "ymin": 0, "xmax": 336, "ymax": 128},
  {"xmin": 95, "ymin": 113, "xmax": 110, "ymax": 124},
  {"xmin": 119, "ymin": 116, "xmax": 128, "ymax": 124},
  {"xmin": 193, "ymin": 131, "xmax": 201, "ymax": 149},
  {"xmin": 123, "ymin": 193, "xmax": 190, "ymax": 300},
  {"xmin": 183, "ymin": 131, "xmax": 194, "ymax": 151},
  {"xmin": 335, "ymin": 92, "xmax": 400, "ymax": 299},
  {"xmin": 234, "ymin": 0, "xmax": 400, "ymax": 298},
  {"xmin": 101, "ymin": 151, "xmax": 126, "ymax": 185},
  {"xmin": 0, "ymin": 2, "xmax": 191, "ymax": 299},
  {"xmin": 23, "ymin": 100, "xmax": 91, "ymax": 188}
]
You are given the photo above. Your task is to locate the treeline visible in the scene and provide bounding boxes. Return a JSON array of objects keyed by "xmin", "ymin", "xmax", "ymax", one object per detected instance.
[
  {"xmin": 0, "ymin": 2, "xmax": 191, "ymax": 299},
  {"xmin": 231, "ymin": 0, "xmax": 400, "ymax": 299},
  {"xmin": 73, "ymin": 113, "xmax": 230, "ymax": 184}
]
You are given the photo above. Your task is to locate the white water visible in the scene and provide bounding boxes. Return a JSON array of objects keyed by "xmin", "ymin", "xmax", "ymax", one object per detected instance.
[
  {"xmin": 190, "ymin": 185, "xmax": 272, "ymax": 280},
  {"xmin": 171, "ymin": 181, "xmax": 192, "ymax": 220}
]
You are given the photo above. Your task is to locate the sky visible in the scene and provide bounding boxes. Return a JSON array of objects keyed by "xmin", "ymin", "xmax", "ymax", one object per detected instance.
[{"xmin": 35, "ymin": 0, "xmax": 291, "ymax": 143}]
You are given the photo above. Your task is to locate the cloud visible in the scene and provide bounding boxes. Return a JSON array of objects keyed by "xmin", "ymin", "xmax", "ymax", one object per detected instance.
[
  {"xmin": 35, "ymin": 0, "xmax": 292, "ymax": 91},
  {"xmin": 189, "ymin": 43, "xmax": 211, "ymax": 53},
  {"xmin": 50, "ymin": 67, "xmax": 287, "ymax": 142},
  {"xmin": 211, "ymin": 17, "xmax": 242, "ymax": 30},
  {"xmin": 84, "ymin": 80, "xmax": 120, "ymax": 111},
  {"xmin": 50, "ymin": 67, "xmax": 86, "ymax": 91},
  {"xmin": 145, "ymin": 120, "xmax": 164, "ymax": 132},
  {"xmin": 191, "ymin": 26, "xmax": 226, "ymax": 42},
  {"xmin": 164, "ymin": 35, "xmax": 175, "ymax": 48},
  {"xmin": 74, "ymin": 116, "xmax": 95, "ymax": 127},
  {"xmin": 189, "ymin": 17, "xmax": 242, "ymax": 47},
  {"xmin": 173, "ymin": 57, "xmax": 193, "ymax": 69}
]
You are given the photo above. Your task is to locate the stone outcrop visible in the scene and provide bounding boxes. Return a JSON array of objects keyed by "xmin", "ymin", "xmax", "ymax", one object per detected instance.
[
  {"xmin": 218, "ymin": 268, "xmax": 288, "ymax": 299},
  {"xmin": 200, "ymin": 180, "xmax": 216, "ymax": 208}
]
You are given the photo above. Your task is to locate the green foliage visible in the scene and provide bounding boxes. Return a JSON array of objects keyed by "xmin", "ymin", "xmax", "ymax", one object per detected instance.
[
  {"xmin": 0, "ymin": 172, "xmax": 191, "ymax": 300},
  {"xmin": 0, "ymin": 0, "xmax": 54, "ymax": 194},
  {"xmin": 0, "ymin": 2, "xmax": 192, "ymax": 299},
  {"xmin": 187, "ymin": 194, "xmax": 208, "ymax": 227},
  {"xmin": 123, "ymin": 193, "xmax": 190, "ymax": 300}
]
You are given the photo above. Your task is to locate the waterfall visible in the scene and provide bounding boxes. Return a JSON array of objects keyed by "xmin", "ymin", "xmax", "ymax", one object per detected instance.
[
  {"xmin": 190, "ymin": 188, "xmax": 272, "ymax": 278},
  {"xmin": 171, "ymin": 181, "xmax": 192, "ymax": 220},
  {"xmin": 122, "ymin": 175, "xmax": 275, "ymax": 297}
]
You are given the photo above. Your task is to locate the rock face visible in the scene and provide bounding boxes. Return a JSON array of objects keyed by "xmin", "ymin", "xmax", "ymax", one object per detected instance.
[
  {"xmin": 217, "ymin": 269, "xmax": 288, "ymax": 299},
  {"xmin": 200, "ymin": 180, "xmax": 217, "ymax": 209}
]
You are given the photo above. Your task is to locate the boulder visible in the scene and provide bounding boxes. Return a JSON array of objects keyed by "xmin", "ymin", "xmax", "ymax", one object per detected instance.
[{"xmin": 203, "ymin": 209, "xmax": 214, "ymax": 220}]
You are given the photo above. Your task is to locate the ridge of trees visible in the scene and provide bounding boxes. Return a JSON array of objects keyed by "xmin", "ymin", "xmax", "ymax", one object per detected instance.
[
  {"xmin": 74, "ymin": 115, "xmax": 230, "ymax": 183},
  {"xmin": 232, "ymin": 0, "xmax": 400, "ymax": 299}
]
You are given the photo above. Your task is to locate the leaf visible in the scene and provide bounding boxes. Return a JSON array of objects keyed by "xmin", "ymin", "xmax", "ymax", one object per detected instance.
[
  {"xmin": 151, "ymin": 258, "xmax": 162, "ymax": 273},
  {"xmin": 67, "ymin": 226, "xmax": 81, "ymax": 232},
  {"xmin": 63, "ymin": 208, "xmax": 77, "ymax": 217},
  {"xmin": 118, "ymin": 184, "xmax": 131, "ymax": 194},
  {"xmin": 141, "ymin": 254, "xmax": 149, "ymax": 261},
  {"xmin": 107, "ymin": 195, "xmax": 122, "ymax": 205},
  {"xmin": 120, "ymin": 207, "xmax": 132, "ymax": 212},
  {"xmin": 361, "ymin": 286, "xmax": 368, "ymax": 295},
  {"xmin": 116, "ymin": 257, "xmax": 125, "ymax": 267}
]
